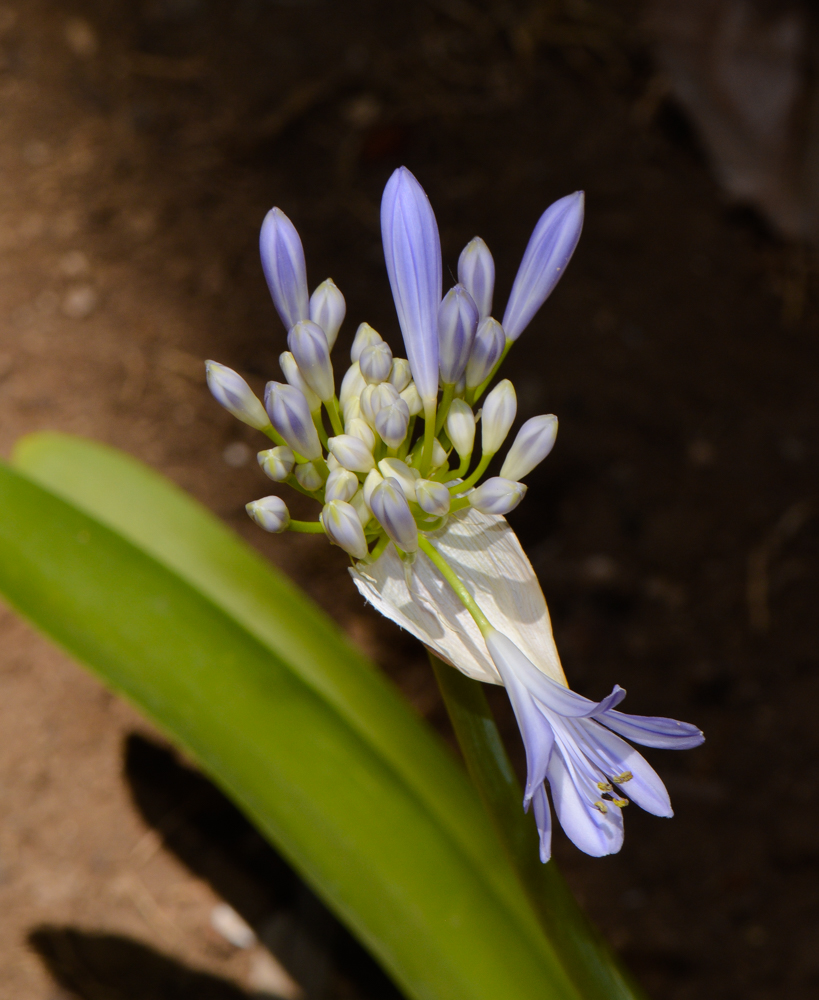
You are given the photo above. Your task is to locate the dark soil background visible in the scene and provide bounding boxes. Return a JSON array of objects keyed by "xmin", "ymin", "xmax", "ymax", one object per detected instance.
[{"xmin": 0, "ymin": 2, "xmax": 817, "ymax": 999}]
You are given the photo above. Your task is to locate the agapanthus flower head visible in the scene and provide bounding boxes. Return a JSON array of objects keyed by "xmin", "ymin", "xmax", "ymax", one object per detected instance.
[{"xmin": 208, "ymin": 167, "xmax": 703, "ymax": 863}]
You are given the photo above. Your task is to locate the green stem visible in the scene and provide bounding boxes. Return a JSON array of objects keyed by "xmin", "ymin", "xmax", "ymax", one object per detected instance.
[
  {"xmin": 325, "ymin": 396, "xmax": 345, "ymax": 436},
  {"xmin": 288, "ymin": 519, "xmax": 326, "ymax": 533},
  {"xmin": 368, "ymin": 531, "xmax": 390, "ymax": 561},
  {"xmin": 435, "ymin": 383, "xmax": 455, "ymax": 434},
  {"xmin": 417, "ymin": 536, "xmax": 492, "ymax": 635},
  {"xmin": 419, "ymin": 398, "xmax": 437, "ymax": 477},
  {"xmin": 473, "ymin": 338, "xmax": 513, "ymax": 403},
  {"xmin": 429, "ymin": 655, "xmax": 644, "ymax": 1000},
  {"xmin": 451, "ymin": 451, "xmax": 492, "ymax": 494},
  {"xmin": 261, "ymin": 424, "xmax": 288, "ymax": 448},
  {"xmin": 313, "ymin": 411, "xmax": 329, "ymax": 449},
  {"xmin": 455, "ymin": 452, "xmax": 471, "ymax": 477}
]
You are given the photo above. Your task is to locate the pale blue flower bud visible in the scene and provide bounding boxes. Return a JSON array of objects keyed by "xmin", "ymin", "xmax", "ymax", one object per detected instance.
[
  {"xmin": 339, "ymin": 361, "xmax": 366, "ymax": 407},
  {"xmin": 279, "ymin": 351, "xmax": 321, "ymax": 413},
  {"xmin": 288, "ymin": 319, "xmax": 335, "ymax": 402},
  {"xmin": 375, "ymin": 395, "xmax": 410, "ymax": 449},
  {"xmin": 381, "ymin": 167, "xmax": 441, "ymax": 404},
  {"xmin": 324, "ymin": 468, "xmax": 359, "ymax": 503},
  {"xmin": 377, "ymin": 458, "xmax": 418, "ymax": 501},
  {"xmin": 342, "ymin": 395, "xmax": 362, "ymax": 425},
  {"xmin": 370, "ymin": 478, "xmax": 419, "ymax": 553},
  {"xmin": 350, "ymin": 489, "xmax": 371, "ymax": 527},
  {"xmin": 205, "ymin": 361, "xmax": 270, "ymax": 430},
  {"xmin": 438, "ymin": 284, "xmax": 479, "ymax": 385},
  {"xmin": 415, "ymin": 478, "xmax": 451, "ymax": 516},
  {"xmin": 246, "ymin": 495, "xmax": 290, "ymax": 533},
  {"xmin": 502, "ymin": 192, "xmax": 584, "ymax": 341},
  {"xmin": 481, "ymin": 379, "xmax": 517, "ymax": 454},
  {"xmin": 350, "ymin": 322, "xmax": 383, "ymax": 363},
  {"xmin": 309, "ymin": 278, "xmax": 345, "ymax": 350},
  {"xmin": 258, "ymin": 446, "xmax": 295, "ymax": 482},
  {"xmin": 457, "ymin": 237, "xmax": 494, "ymax": 320},
  {"xmin": 446, "ymin": 398, "xmax": 476, "ymax": 458},
  {"xmin": 362, "ymin": 467, "xmax": 384, "ymax": 510},
  {"xmin": 399, "ymin": 381, "xmax": 423, "ymax": 416},
  {"xmin": 467, "ymin": 476, "xmax": 527, "ymax": 515},
  {"xmin": 362, "ymin": 382, "xmax": 400, "ymax": 427},
  {"xmin": 327, "ymin": 433, "xmax": 375, "ymax": 473},
  {"xmin": 500, "ymin": 414, "xmax": 558, "ymax": 481},
  {"xmin": 264, "ymin": 381, "xmax": 322, "ymax": 460},
  {"xmin": 430, "ymin": 438, "xmax": 448, "ymax": 469},
  {"xmin": 321, "ymin": 499, "xmax": 369, "ymax": 560},
  {"xmin": 346, "ymin": 417, "xmax": 376, "ymax": 451},
  {"xmin": 465, "ymin": 317, "xmax": 505, "ymax": 389},
  {"xmin": 389, "ymin": 358, "xmax": 412, "ymax": 392},
  {"xmin": 359, "ymin": 341, "xmax": 394, "ymax": 384},
  {"xmin": 294, "ymin": 461, "xmax": 324, "ymax": 492},
  {"xmin": 260, "ymin": 207, "xmax": 309, "ymax": 331}
]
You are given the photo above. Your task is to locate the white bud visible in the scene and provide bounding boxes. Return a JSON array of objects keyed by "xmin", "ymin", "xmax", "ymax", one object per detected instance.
[
  {"xmin": 327, "ymin": 433, "xmax": 375, "ymax": 473},
  {"xmin": 446, "ymin": 398, "xmax": 476, "ymax": 458},
  {"xmin": 499, "ymin": 414, "xmax": 558, "ymax": 481},
  {"xmin": 321, "ymin": 500, "xmax": 369, "ymax": 560},
  {"xmin": 339, "ymin": 362, "xmax": 366, "ymax": 408},
  {"xmin": 342, "ymin": 395, "xmax": 362, "ymax": 425},
  {"xmin": 359, "ymin": 341, "xmax": 394, "ymax": 384},
  {"xmin": 362, "ymin": 468, "xmax": 384, "ymax": 510},
  {"xmin": 309, "ymin": 278, "xmax": 346, "ymax": 350},
  {"xmin": 279, "ymin": 351, "xmax": 321, "ymax": 413},
  {"xmin": 326, "ymin": 452, "xmax": 342, "ymax": 472},
  {"xmin": 467, "ymin": 476, "xmax": 527, "ymax": 515},
  {"xmin": 362, "ymin": 381, "xmax": 400, "ymax": 427},
  {"xmin": 458, "ymin": 237, "xmax": 495, "ymax": 320},
  {"xmin": 350, "ymin": 322, "xmax": 383, "ymax": 362},
  {"xmin": 359, "ymin": 384, "xmax": 378, "ymax": 427},
  {"xmin": 465, "ymin": 317, "xmax": 505, "ymax": 389},
  {"xmin": 375, "ymin": 396, "xmax": 410, "ymax": 448},
  {"xmin": 324, "ymin": 467, "xmax": 359, "ymax": 502},
  {"xmin": 370, "ymin": 478, "xmax": 418, "ymax": 553},
  {"xmin": 389, "ymin": 358, "xmax": 412, "ymax": 392},
  {"xmin": 258, "ymin": 446, "xmax": 295, "ymax": 482},
  {"xmin": 264, "ymin": 382, "xmax": 322, "ymax": 460},
  {"xmin": 350, "ymin": 488, "xmax": 372, "ymax": 527},
  {"xmin": 246, "ymin": 495, "xmax": 290, "ymax": 533},
  {"xmin": 378, "ymin": 458, "xmax": 419, "ymax": 501},
  {"xmin": 206, "ymin": 361, "xmax": 270, "ymax": 430},
  {"xmin": 346, "ymin": 416, "xmax": 376, "ymax": 451},
  {"xmin": 415, "ymin": 478, "xmax": 451, "ymax": 516},
  {"xmin": 430, "ymin": 438, "xmax": 448, "ymax": 469},
  {"xmin": 288, "ymin": 319, "xmax": 335, "ymax": 402},
  {"xmin": 399, "ymin": 381, "xmax": 423, "ymax": 416},
  {"xmin": 481, "ymin": 379, "xmax": 517, "ymax": 454},
  {"xmin": 294, "ymin": 461, "xmax": 324, "ymax": 492}
]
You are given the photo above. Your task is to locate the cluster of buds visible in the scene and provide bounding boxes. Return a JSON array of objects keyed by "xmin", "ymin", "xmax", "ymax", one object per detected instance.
[{"xmin": 207, "ymin": 167, "xmax": 579, "ymax": 564}]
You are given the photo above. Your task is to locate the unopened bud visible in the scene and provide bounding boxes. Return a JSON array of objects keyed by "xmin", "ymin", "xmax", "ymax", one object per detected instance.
[
  {"xmin": 399, "ymin": 381, "xmax": 423, "ymax": 416},
  {"xmin": 362, "ymin": 467, "xmax": 384, "ymax": 510},
  {"xmin": 481, "ymin": 379, "xmax": 517, "ymax": 454},
  {"xmin": 446, "ymin": 398, "xmax": 476, "ymax": 458},
  {"xmin": 247, "ymin": 495, "xmax": 290, "ymax": 533},
  {"xmin": 389, "ymin": 358, "xmax": 412, "ymax": 392},
  {"xmin": 438, "ymin": 284, "xmax": 478, "ymax": 385},
  {"xmin": 206, "ymin": 361, "xmax": 270, "ymax": 430},
  {"xmin": 350, "ymin": 322, "xmax": 383, "ymax": 363},
  {"xmin": 342, "ymin": 395, "xmax": 362, "ymax": 425},
  {"xmin": 279, "ymin": 351, "xmax": 321, "ymax": 413},
  {"xmin": 465, "ymin": 317, "xmax": 505, "ymax": 389},
  {"xmin": 327, "ymin": 433, "xmax": 375, "ymax": 473},
  {"xmin": 339, "ymin": 362, "xmax": 366, "ymax": 408},
  {"xmin": 467, "ymin": 477, "xmax": 527, "ymax": 515},
  {"xmin": 326, "ymin": 453, "xmax": 342, "ymax": 472},
  {"xmin": 264, "ymin": 381, "xmax": 322, "ymax": 460},
  {"xmin": 370, "ymin": 479, "xmax": 418, "ymax": 553},
  {"xmin": 359, "ymin": 341, "xmax": 394, "ymax": 384},
  {"xmin": 324, "ymin": 468, "xmax": 359, "ymax": 503},
  {"xmin": 458, "ymin": 237, "xmax": 495, "ymax": 321},
  {"xmin": 378, "ymin": 458, "xmax": 418, "ymax": 501},
  {"xmin": 415, "ymin": 479, "xmax": 451, "ymax": 516},
  {"xmin": 350, "ymin": 488, "xmax": 372, "ymax": 527},
  {"xmin": 321, "ymin": 500, "xmax": 369, "ymax": 560},
  {"xmin": 499, "ymin": 414, "xmax": 558, "ymax": 481},
  {"xmin": 294, "ymin": 461, "xmax": 324, "ymax": 492},
  {"xmin": 260, "ymin": 208, "xmax": 309, "ymax": 331},
  {"xmin": 430, "ymin": 438, "xmax": 448, "ymax": 470},
  {"xmin": 346, "ymin": 417, "xmax": 376, "ymax": 451},
  {"xmin": 288, "ymin": 319, "xmax": 334, "ymax": 402},
  {"xmin": 362, "ymin": 381, "xmax": 400, "ymax": 426},
  {"xmin": 375, "ymin": 396, "xmax": 410, "ymax": 448},
  {"xmin": 258, "ymin": 446, "xmax": 295, "ymax": 482},
  {"xmin": 309, "ymin": 278, "xmax": 346, "ymax": 350}
]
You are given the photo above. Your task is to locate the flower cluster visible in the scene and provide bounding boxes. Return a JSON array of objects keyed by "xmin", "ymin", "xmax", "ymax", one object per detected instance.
[{"xmin": 207, "ymin": 167, "xmax": 703, "ymax": 861}]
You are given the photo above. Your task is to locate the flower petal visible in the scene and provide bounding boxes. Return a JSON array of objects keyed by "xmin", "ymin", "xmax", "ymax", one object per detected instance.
[
  {"xmin": 546, "ymin": 742, "xmax": 624, "ymax": 857},
  {"xmin": 531, "ymin": 784, "xmax": 553, "ymax": 863},
  {"xmin": 598, "ymin": 709, "xmax": 705, "ymax": 750}
]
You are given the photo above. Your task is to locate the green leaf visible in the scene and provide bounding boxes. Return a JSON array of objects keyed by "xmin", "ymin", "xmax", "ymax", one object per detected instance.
[{"xmin": 4, "ymin": 434, "xmax": 580, "ymax": 1000}]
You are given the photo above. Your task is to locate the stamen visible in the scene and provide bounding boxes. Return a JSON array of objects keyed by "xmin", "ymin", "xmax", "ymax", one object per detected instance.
[
  {"xmin": 612, "ymin": 798, "xmax": 629, "ymax": 808},
  {"xmin": 596, "ymin": 781, "xmax": 613, "ymax": 792},
  {"xmin": 593, "ymin": 800, "xmax": 608, "ymax": 814},
  {"xmin": 612, "ymin": 771, "xmax": 633, "ymax": 784}
]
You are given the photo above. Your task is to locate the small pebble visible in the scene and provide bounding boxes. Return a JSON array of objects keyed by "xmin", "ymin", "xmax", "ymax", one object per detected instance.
[
  {"xmin": 210, "ymin": 902, "xmax": 257, "ymax": 949},
  {"xmin": 61, "ymin": 285, "xmax": 98, "ymax": 319},
  {"xmin": 64, "ymin": 18, "xmax": 98, "ymax": 58}
]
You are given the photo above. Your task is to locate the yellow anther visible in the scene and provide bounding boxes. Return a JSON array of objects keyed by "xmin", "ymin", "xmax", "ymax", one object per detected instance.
[
  {"xmin": 612, "ymin": 797, "xmax": 629, "ymax": 808},
  {"xmin": 593, "ymin": 800, "xmax": 608, "ymax": 814},
  {"xmin": 597, "ymin": 781, "xmax": 613, "ymax": 792},
  {"xmin": 612, "ymin": 771, "xmax": 633, "ymax": 784}
]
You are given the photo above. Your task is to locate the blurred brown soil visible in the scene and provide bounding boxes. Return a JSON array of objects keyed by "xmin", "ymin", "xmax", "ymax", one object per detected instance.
[{"xmin": 0, "ymin": 2, "xmax": 817, "ymax": 999}]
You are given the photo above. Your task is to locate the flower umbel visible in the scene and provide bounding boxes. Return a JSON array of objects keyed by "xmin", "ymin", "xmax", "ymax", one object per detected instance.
[{"xmin": 207, "ymin": 167, "xmax": 703, "ymax": 861}]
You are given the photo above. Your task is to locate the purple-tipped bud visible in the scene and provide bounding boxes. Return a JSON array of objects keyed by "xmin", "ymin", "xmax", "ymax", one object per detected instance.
[
  {"xmin": 377, "ymin": 458, "xmax": 418, "ymax": 501},
  {"xmin": 346, "ymin": 417, "xmax": 376, "ymax": 451},
  {"xmin": 370, "ymin": 478, "xmax": 419, "ymax": 553},
  {"xmin": 502, "ymin": 192, "xmax": 584, "ymax": 342},
  {"xmin": 399, "ymin": 382, "xmax": 423, "ymax": 416},
  {"xmin": 247, "ymin": 495, "xmax": 290, "ymax": 533},
  {"xmin": 325, "ymin": 467, "xmax": 359, "ymax": 503},
  {"xmin": 288, "ymin": 319, "xmax": 335, "ymax": 402},
  {"xmin": 258, "ymin": 446, "xmax": 295, "ymax": 482},
  {"xmin": 438, "ymin": 284, "xmax": 479, "ymax": 385},
  {"xmin": 362, "ymin": 468, "xmax": 384, "ymax": 510},
  {"xmin": 279, "ymin": 351, "xmax": 321, "ymax": 413},
  {"xmin": 309, "ymin": 278, "xmax": 346, "ymax": 350},
  {"xmin": 415, "ymin": 478, "xmax": 451, "ymax": 516},
  {"xmin": 359, "ymin": 341, "xmax": 394, "ymax": 384},
  {"xmin": 500, "ymin": 414, "xmax": 558, "ymax": 481},
  {"xmin": 375, "ymin": 395, "xmax": 410, "ymax": 449},
  {"xmin": 446, "ymin": 398, "xmax": 476, "ymax": 458},
  {"xmin": 327, "ymin": 433, "xmax": 375, "ymax": 473},
  {"xmin": 264, "ymin": 381, "xmax": 322, "ymax": 460},
  {"xmin": 481, "ymin": 379, "xmax": 517, "ymax": 454},
  {"xmin": 381, "ymin": 167, "xmax": 442, "ymax": 404},
  {"xmin": 260, "ymin": 207, "xmax": 309, "ymax": 331},
  {"xmin": 351, "ymin": 322, "xmax": 383, "ymax": 363},
  {"xmin": 389, "ymin": 358, "xmax": 412, "ymax": 392},
  {"xmin": 458, "ymin": 237, "xmax": 495, "ymax": 320},
  {"xmin": 205, "ymin": 361, "xmax": 270, "ymax": 430},
  {"xmin": 465, "ymin": 317, "xmax": 505, "ymax": 389},
  {"xmin": 468, "ymin": 476, "xmax": 527, "ymax": 515},
  {"xmin": 294, "ymin": 461, "xmax": 325, "ymax": 492},
  {"xmin": 321, "ymin": 500, "xmax": 369, "ymax": 560}
]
